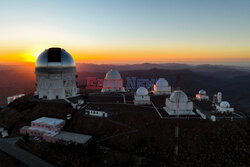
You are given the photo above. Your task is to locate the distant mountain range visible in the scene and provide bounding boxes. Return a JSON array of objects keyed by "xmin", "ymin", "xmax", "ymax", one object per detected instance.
[
  {"xmin": 76, "ymin": 63, "xmax": 250, "ymax": 73},
  {"xmin": 0, "ymin": 63, "xmax": 249, "ymax": 113},
  {"xmin": 75, "ymin": 63, "xmax": 250, "ymax": 114}
]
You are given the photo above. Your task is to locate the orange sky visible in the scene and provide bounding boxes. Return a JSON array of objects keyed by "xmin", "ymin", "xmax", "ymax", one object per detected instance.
[
  {"xmin": 0, "ymin": 44, "xmax": 249, "ymax": 66},
  {"xmin": 1, "ymin": 1, "xmax": 250, "ymax": 66}
]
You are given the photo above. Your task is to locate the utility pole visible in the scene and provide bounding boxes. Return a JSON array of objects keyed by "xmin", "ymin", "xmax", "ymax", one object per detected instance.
[{"xmin": 175, "ymin": 75, "xmax": 181, "ymax": 158}]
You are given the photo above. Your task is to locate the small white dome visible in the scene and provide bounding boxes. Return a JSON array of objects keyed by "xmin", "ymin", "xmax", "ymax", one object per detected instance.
[
  {"xmin": 220, "ymin": 101, "xmax": 230, "ymax": 108},
  {"xmin": 105, "ymin": 69, "xmax": 121, "ymax": 79},
  {"xmin": 156, "ymin": 78, "xmax": 169, "ymax": 87},
  {"xmin": 199, "ymin": 89, "xmax": 206, "ymax": 95},
  {"xmin": 170, "ymin": 90, "xmax": 188, "ymax": 103},
  {"xmin": 211, "ymin": 115, "xmax": 216, "ymax": 122},
  {"xmin": 136, "ymin": 87, "xmax": 148, "ymax": 96}
]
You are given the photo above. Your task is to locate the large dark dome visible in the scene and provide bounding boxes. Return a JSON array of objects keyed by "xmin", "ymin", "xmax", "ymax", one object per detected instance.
[{"xmin": 36, "ymin": 48, "xmax": 75, "ymax": 68}]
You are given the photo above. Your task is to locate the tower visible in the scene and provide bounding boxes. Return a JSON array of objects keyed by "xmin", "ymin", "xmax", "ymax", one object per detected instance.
[{"xmin": 217, "ymin": 92, "xmax": 222, "ymax": 103}]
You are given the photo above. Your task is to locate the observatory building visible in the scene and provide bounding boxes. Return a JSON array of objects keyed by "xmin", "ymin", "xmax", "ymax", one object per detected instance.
[
  {"xmin": 7, "ymin": 94, "xmax": 25, "ymax": 104},
  {"xmin": 163, "ymin": 90, "xmax": 195, "ymax": 115},
  {"xmin": 213, "ymin": 92, "xmax": 222, "ymax": 105},
  {"xmin": 153, "ymin": 78, "xmax": 171, "ymax": 95},
  {"xmin": 20, "ymin": 117, "xmax": 92, "ymax": 144},
  {"xmin": 195, "ymin": 89, "xmax": 209, "ymax": 101},
  {"xmin": 134, "ymin": 87, "xmax": 151, "ymax": 105},
  {"xmin": 35, "ymin": 48, "xmax": 78, "ymax": 100},
  {"xmin": 101, "ymin": 69, "xmax": 125, "ymax": 93},
  {"xmin": 216, "ymin": 101, "xmax": 234, "ymax": 114}
]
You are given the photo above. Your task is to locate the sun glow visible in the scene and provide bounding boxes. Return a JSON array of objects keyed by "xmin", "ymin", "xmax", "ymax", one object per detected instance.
[{"xmin": 19, "ymin": 45, "xmax": 53, "ymax": 63}]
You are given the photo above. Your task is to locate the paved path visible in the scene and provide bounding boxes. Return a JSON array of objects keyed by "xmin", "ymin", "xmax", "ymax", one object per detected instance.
[
  {"xmin": 105, "ymin": 117, "xmax": 134, "ymax": 129},
  {"xmin": 193, "ymin": 104, "xmax": 211, "ymax": 118},
  {"xmin": 151, "ymin": 101, "xmax": 163, "ymax": 118},
  {"xmin": 0, "ymin": 137, "xmax": 53, "ymax": 167}
]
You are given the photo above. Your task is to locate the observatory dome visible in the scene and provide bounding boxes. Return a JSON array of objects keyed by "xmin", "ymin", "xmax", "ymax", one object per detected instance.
[
  {"xmin": 199, "ymin": 89, "xmax": 206, "ymax": 95},
  {"xmin": 170, "ymin": 90, "xmax": 188, "ymax": 103},
  {"xmin": 220, "ymin": 101, "xmax": 230, "ymax": 108},
  {"xmin": 136, "ymin": 87, "xmax": 148, "ymax": 96},
  {"xmin": 36, "ymin": 48, "xmax": 75, "ymax": 68},
  {"xmin": 35, "ymin": 47, "xmax": 78, "ymax": 100},
  {"xmin": 156, "ymin": 78, "xmax": 169, "ymax": 87},
  {"xmin": 105, "ymin": 69, "xmax": 121, "ymax": 79}
]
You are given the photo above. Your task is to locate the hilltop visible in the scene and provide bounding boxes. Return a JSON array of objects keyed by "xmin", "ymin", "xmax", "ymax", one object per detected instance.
[{"xmin": 0, "ymin": 95, "xmax": 250, "ymax": 166}]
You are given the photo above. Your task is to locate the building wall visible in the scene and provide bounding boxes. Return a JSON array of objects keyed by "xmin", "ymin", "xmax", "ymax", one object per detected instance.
[
  {"xmin": 20, "ymin": 121, "xmax": 64, "ymax": 142},
  {"xmin": 43, "ymin": 135, "xmax": 58, "ymax": 143},
  {"xmin": 153, "ymin": 85, "xmax": 171, "ymax": 95},
  {"xmin": 134, "ymin": 95, "xmax": 151, "ymax": 105},
  {"xmin": 196, "ymin": 94, "xmax": 209, "ymax": 101},
  {"xmin": 86, "ymin": 109, "xmax": 108, "ymax": 117},
  {"xmin": 27, "ymin": 129, "xmax": 46, "ymax": 137},
  {"xmin": 101, "ymin": 79, "xmax": 125, "ymax": 92},
  {"xmin": 31, "ymin": 120, "xmax": 65, "ymax": 132},
  {"xmin": 165, "ymin": 99, "xmax": 193, "ymax": 112},
  {"xmin": 216, "ymin": 106, "xmax": 234, "ymax": 113},
  {"xmin": 36, "ymin": 72, "xmax": 77, "ymax": 100}
]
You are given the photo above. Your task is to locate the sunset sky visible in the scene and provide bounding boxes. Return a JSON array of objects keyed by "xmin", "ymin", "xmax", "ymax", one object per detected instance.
[{"xmin": 0, "ymin": 0, "xmax": 250, "ymax": 66}]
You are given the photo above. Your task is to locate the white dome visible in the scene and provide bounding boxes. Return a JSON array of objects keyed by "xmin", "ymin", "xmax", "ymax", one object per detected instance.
[
  {"xmin": 170, "ymin": 90, "xmax": 188, "ymax": 103},
  {"xmin": 211, "ymin": 115, "xmax": 216, "ymax": 122},
  {"xmin": 136, "ymin": 87, "xmax": 148, "ymax": 96},
  {"xmin": 156, "ymin": 78, "xmax": 169, "ymax": 87},
  {"xmin": 36, "ymin": 48, "xmax": 75, "ymax": 68},
  {"xmin": 105, "ymin": 69, "xmax": 121, "ymax": 79},
  {"xmin": 220, "ymin": 101, "xmax": 230, "ymax": 108},
  {"xmin": 199, "ymin": 89, "xmax": 206, "ymax": 95}
]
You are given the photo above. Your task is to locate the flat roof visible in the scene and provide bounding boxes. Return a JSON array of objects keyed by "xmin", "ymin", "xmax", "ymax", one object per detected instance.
[
  {"xmin": 54, "ymin": 131, "xmax": 92, "ymax": 145},
  {"xmin": 32, "ymin": 117, "xmax": 64, "ymax": 126}
]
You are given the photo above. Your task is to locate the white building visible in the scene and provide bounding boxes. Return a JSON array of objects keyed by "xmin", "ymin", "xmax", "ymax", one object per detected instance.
[
  {"xmin": 85, "ymin": 109, "xmax": 108, "ymax": 118},
  {"xmin": 216, "ymin": 101, "xmax": 234, "ymax": 114},
  {"xmin": 212, "ymin": 92, "xmax": 223, "ymax": 106},
  {"xmin": 7, "ymin": 94, "xmax": 25, "ymax": 104},
  {"xmin": 101, "ymin": 69, "xmax": 125, "ymax": 93},
  {"xmin": 163, "ymin": 90, "xmax": 195, "ymax": 115},
  {"xmin": 211, "ymin": 115, "xmax": 216, "ymax": 122},
  {"xmin": 134, "ymin": 87, "xmax": 151, "ymax": 105},
  {"xmin": 35, "ymin": 48, "xmax": 78, "ymax": 100},
  {"xmin": 1, "ymin": 130, "xmax": 8, "ymax": 138},
  {"xmin": 153, "ymin": 78, "xmax": 171, "ymax": 95},
  {"xmin": 20, "ymin": 117, "xmax": 92, "ymax": 144},
  {"xmin": 217, "ymin": 92, "xmax": 222, "ymax": 103},
  {"xmin": 0, "ymin": 128, "xmax": 8, "ymax": 138},
  {"xmin": 195, "ymin": 89, "xmax": 209, "ymax": 101}
]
